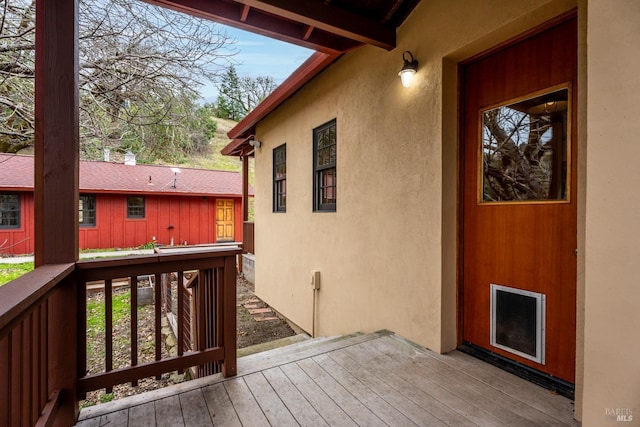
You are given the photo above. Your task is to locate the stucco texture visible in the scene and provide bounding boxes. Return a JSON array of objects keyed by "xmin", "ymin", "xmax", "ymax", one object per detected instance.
[
  {"xmin": 582, "ymin": 1, "xmax": 640, "ymax": 425},
  {"xmin": 246, "ymin": 0, "xmax": 640, "ymax": 423}
]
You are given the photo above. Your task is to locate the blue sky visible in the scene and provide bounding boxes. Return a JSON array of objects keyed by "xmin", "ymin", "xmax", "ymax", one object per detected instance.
[{"xmin": 200, "ymin": 26, "xmax": 314, "ymax": 103}]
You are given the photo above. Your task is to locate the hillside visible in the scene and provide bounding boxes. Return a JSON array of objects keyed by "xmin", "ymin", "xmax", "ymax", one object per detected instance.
[{"xmin": 185, "ymin": 118, "xmax": 243, "ymax": 172}]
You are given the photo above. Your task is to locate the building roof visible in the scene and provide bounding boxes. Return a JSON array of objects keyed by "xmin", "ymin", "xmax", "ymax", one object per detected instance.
[
  {"xmin": 222, "ymin": 51, "xmax": 340, "ymax": 156},
  {"xmin": 0, "ymin": 153, "xmax": 251, "ymax": 197}
]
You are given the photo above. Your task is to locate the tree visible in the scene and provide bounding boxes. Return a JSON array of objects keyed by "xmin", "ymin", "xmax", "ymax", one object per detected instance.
[
  {"xmin": 481, "ymin": 93, "xmax": 567, "ymax": 202},
  {"xmin": 0, "ymin": 2, "xmax": 36, "ymax": 153},
  {"xmin": 216, "ymin": 65, "xmax": 277, "ymax": 121},
  {"xmin": 0, "ymin": 0, "xmax": 235, "ymax": 161},
  {"xmin": 216, "ymin": 65, "xmax": 243, "ymax": 121}
]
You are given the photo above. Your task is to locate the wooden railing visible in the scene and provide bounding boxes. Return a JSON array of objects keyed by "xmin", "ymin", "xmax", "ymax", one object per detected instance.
[
  {"xmin": 0, "ymin": 263, "xmax": 76, "ymax": 426},
  {"xmin": 243, "ymin": 221, "xmax": 255, "ymax": 254},
  {"xmin": 0, "ymin": 247, "xmax": 239, "ymax": 426}
]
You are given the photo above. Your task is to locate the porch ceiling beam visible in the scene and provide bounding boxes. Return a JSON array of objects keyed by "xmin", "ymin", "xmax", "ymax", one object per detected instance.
[
  {"xmin": 142, "ymin": 0, "xmax": 359, "ymax": 53},
  {"xmin": 238, "ymin": 0, "xmax": 396, "ymax": 50}
]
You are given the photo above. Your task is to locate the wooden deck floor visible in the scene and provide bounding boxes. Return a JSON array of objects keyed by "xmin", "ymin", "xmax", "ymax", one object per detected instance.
[{"xmin": 76, "ymin": 331, "xmax": 579, "ymax": 426}]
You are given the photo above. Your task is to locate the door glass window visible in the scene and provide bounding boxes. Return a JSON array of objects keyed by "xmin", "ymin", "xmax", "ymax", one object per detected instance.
[{"xmin": 481, "ymin": 87, "xmax": 569, "ymax": 203}]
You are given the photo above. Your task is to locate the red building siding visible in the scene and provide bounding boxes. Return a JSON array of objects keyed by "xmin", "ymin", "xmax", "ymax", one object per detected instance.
[{"xmin": 0, "ymin": 191, "xmax": 242, "ymax": 255}]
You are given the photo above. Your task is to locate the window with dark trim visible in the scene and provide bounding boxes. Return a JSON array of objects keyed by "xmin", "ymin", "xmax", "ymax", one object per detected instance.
[
  {"xmin": 0, "ymin": 193, "xmax": 20, "ymax": 229},
  {"xmin": 273, "ymin": 144, "xmax": 287, "ymax": 212},
  {"xmin": 127, "ymin": 196, "xmax": 145, "ymax": 219},
  {"xmin": 313, "ymin": 119, "xmax": 337, "ymax": 212},
  {"xmin": 79, "ymin": 195, "xmax": 96, "ymax": 227}
]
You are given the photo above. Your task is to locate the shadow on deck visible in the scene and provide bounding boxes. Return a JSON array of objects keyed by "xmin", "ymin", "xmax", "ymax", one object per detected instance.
[{"xmin": 76, "ymin": 331, "xmax": 579, "ymax": 426}]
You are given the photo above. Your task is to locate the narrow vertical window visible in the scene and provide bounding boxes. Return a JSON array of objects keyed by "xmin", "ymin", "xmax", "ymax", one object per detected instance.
[
  {"xmin": 313, "ymin": 120, "xmax": 336, "ymax": 212},
  {"xmin": 79, "ymin": 195, "xmax": 97, "ymax": 227},
  {"xmin": 0, "ymin": 193, "xmax": 20, "ymax": 229},
  {"xmin": 273, "ymin": 144, "xmax": 287, "ymax": 212},
  {"xmin": 127, "ymin": 196, "xmax": 145, "ymax": 219}
]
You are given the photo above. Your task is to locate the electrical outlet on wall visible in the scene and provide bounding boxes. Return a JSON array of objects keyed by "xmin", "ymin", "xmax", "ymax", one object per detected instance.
[{"xmin": 311, "ymin": 270, "xmax": 321, "ymax": 290}]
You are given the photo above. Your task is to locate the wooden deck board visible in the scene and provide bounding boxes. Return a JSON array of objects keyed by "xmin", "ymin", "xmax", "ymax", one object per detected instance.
[
  {"xmin": 262, "ymin": 366, "xmax": 329, "ymax": 426},
  {"xmin": 201, "ymin": 383, "xmax": 242, "ymax": 427},
  {"xmin": 154, "ymin": 395, "xmax": 185, "ymax": 427},
  {"xmin": 127, "ymin": 402, "xmax": 155, "ymax": 427},
  {"xmin": 224, "ymin": 377, "xmax": 270, "ymax": 426},
  {"xmin": 296, "ymin": 357, "xmax": 387, "ymax": 426},
  {"xmin": 243, "ymin": 371, "xmax": 298, "ymax": 426},
  {"xmin": 312, "ymin": 353, "xmax": 421, "ymax": 426},
  {"xmin": 76, "ymin": 332, "xmax": 580, "ymax": 427},
  {"xmin": 332, "ymin": 346, "xmax": 473, "ymax": 426},
  {"xmin": 179, "ymin": 389, "xmax": 213, "ymax": 426}
]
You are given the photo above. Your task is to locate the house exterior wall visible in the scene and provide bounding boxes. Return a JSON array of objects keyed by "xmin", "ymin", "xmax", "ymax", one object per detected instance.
[
  {"xmin": 249, "ymin": 0, "xmax": 639, "ymax": 423},
  {"xmin": 79, "ymin": 194, "xmax": 242, "ymax": 249},
  {"xmin": 582, "ymin": 1, "xmax": 640, "ymax": 424},
  {"xmin": 0, "ymin": 192, "xmax": 241, "ymax": 255},
  {"xmin": 253, "ymin": 0, "xmax": 578, "ymax": 350}
]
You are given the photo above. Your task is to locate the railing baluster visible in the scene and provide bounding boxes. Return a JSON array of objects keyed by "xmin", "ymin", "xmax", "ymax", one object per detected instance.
[
  {"xmin": 77, "ymin": 276, "xmax": 87, "ymax": 400},
  {"xmin": 223, "ymin": 255, "xmax": 238, "ymax": 377},
  {"xmin": 130, "ymin": 275, "xmax": 138, "ymax": 387},
  {"xmin": 25, "ymin": 310, "xmax": 39, "ymax": 425},
  {"xmin": 0, "ymin": 332, "xmax": 10, "ymax": 426},
  {"xmin": 41, "ymin": 300, "xmax": 48, "ymax": 406},
  {"xmin": 105, "ymin": 279, "xmax": 113, "ymax": 394},
  {"xmin": 155, "ymin": 273, "xmax": 162, "ymax": 379},
  {"xmin": 11, "ymin": 326, "xmax": 20, "ymax": 426},
  {"xmin": 177, "ymin": 271, "xmax": 184, "ymax": 375},
  {"xmin": 198, "ymin": 269, "xmax": 206, "ymax": 377}
]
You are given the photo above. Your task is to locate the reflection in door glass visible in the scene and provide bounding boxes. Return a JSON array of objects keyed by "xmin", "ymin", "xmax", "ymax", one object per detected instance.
[{"xmin": 481, "ymin": 88, "xmax": 569, "ymax": 202}]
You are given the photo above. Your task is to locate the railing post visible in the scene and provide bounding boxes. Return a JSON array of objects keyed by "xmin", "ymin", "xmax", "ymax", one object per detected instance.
[
  {"xmin": 48, "ymin": 272, "xmax": 78, "ymax": 425},
  {"xmin": 222, "ymin": 255, "xmax": 237, "ymax": 377}
]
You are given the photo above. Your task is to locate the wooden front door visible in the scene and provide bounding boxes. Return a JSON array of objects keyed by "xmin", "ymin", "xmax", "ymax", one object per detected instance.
[
  {"xmin": 462, "ymin": 18, "xmax": 577, "ymax": 383},
  {"xmin": 216, "ymin": 199, "xmax": 234, "ymax": 242}
]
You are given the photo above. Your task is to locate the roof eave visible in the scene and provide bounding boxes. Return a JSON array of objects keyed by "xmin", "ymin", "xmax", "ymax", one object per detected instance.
[{"xmin": 223, "ymin": 50, "xmax": 341, "ymax": 156}]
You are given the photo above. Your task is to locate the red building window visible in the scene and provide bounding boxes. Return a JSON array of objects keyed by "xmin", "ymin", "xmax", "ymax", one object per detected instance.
[
  {"xmin": 0, "ymin": 193, "xmax": 20, "ymax": 229},
  {"xmin": 127, "ymin": 196, "xmax": 145, "ymax": 219}
]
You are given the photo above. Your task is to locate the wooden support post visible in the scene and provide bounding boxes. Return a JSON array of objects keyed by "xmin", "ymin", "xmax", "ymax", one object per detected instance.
[
  {"xmin": 242, "ymin": 155, "xmax": 249, "ymax": 222},
  {"xmin": 35, "ymin": 0, "xmax": 80, "ymax": 423},
  {"xmin": 34, "ymin": 0, "xmax": 80, "ymax": 267}
]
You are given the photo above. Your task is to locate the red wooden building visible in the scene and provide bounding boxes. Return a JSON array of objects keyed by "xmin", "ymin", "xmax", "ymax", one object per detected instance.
[{"xmin": 0, "ymin": 153, "xmax": 248, "ymax": 255}]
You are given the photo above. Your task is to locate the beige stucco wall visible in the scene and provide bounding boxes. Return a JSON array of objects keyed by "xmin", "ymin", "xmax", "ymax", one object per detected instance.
[
  {"xmin": 254, "ymin": 0, "xmax": 576, "ymax": 348},
  {"xmin": 251, "ymin": 0, "xmax": 597, "ymax": 419},
  {"xmin": 582, "ymin": 1, "xmax": 640, "ymax": 425}
]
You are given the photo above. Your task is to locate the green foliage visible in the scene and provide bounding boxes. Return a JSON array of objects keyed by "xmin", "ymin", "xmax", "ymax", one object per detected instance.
[
  {"xmin": 99, "ymin": 393, "xmax": 114, "ymax": 403},
  {"xmin": 86, "ymin": 291, "xmax": 131, "ymax": 330},
  {"xmin": 0, "ymin": 262, "xmax": 34, "ymax": 286},
  {"xmin": 216, "ymin": 66, "xmax": 243, "ymax": 121},
  {"xmin": 139, "ymin": 241, "xmax": 156, "ymax": 250}
]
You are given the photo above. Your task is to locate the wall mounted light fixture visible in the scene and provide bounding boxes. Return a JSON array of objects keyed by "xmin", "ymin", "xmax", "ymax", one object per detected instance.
[
  {"xmin": 249, "ymin": 139, "xmax": 262, "ymax": 148},
  {"xmin": 398, "ymin": 51, "xmax": 418, "ymax": 88}
]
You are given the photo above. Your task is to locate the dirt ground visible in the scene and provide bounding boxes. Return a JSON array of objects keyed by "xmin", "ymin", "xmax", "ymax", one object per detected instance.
[{"xmin": 82, "ymin": 274, "xmax": 295, "ymax": 407}]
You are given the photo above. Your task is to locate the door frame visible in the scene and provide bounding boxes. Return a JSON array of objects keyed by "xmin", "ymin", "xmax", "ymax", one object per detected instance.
[{"xmin": 455, "ymin": 10, "xmax": 579, "ymax": 398}]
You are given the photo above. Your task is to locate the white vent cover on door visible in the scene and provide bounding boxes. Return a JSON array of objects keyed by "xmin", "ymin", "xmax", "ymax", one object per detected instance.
[{"xmin": 490, "ymin": 284, "xmax": 546, "ymax": 364}]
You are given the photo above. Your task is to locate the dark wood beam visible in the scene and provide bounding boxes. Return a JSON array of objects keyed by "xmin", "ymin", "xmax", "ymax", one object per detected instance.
[
  {"xmin": 34, "ymin": 1, "xmax": 80, "ymax": 424},
  {"xmin": 240, "ymin": 4, "xmax": 250, "ymax": 21},
  {"xmin": 142, "ymin": 0, "xmax": 358, "ymax": 53},
  {"xmin": 240, "ymin": 0, "xmax": 396, "ymax": 50},
  {"xmin": 34, "ymin": 0, "xmax": 79, "ymax": 267}
]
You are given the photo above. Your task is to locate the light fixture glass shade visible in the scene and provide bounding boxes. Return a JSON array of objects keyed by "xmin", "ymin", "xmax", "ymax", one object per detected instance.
[
  {"xmin": 399, "ymin": 68, "xmax": 416, "ymax": 87},
  {"xmin": 398, "ymin": 51, "xmax": 418, "ymax": 88}
]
